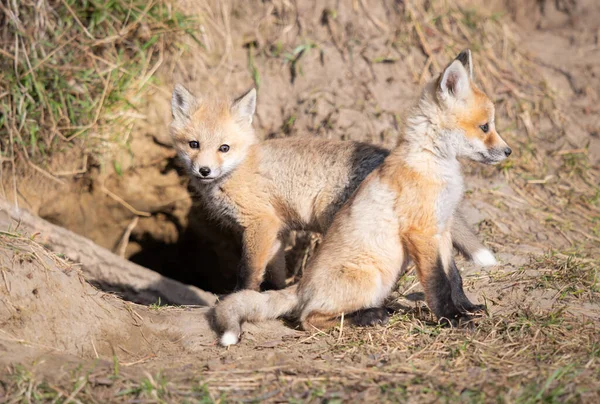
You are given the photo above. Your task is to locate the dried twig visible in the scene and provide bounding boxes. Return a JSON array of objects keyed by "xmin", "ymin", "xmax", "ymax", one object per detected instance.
[
  {"xmin": 27, "ymin": 161, "xmax": 66, "ymax": 185},
  {"xmin": 116, "ymin": 216, "xmax": 139, "ymax": 258},
  {"xmin": 101, "ymin": 186, "xmax": 151, "ymax": 217},
  {"xmin": 1, "ymin": 268, "xmax": 10, "ymax": 294}
]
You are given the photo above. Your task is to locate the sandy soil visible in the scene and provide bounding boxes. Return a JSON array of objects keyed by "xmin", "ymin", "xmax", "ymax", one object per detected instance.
[{"xmin": 1, "ymin": 0, "xmax": 599, "ymax": 402}]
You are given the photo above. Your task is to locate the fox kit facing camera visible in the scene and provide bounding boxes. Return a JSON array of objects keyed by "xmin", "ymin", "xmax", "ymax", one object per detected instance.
[
  {"xmin": 170, "ymin": 69, "xmax": 498, "ymax": 292},
  {"xmin": 215, "ymin": 50, "xmax": 511, "ymax": 346}
]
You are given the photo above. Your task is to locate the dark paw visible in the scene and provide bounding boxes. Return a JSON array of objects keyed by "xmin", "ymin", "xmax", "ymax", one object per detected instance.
[
  {"xmin": 431, "ymin": 300, "xmax": 462, "ymax": 324},
  {"xmin": 352, "ymin": 307, "xmax": 390, "ymax": 327},
  {"xmin": 456, "ymin": 302, "xmax": 485, "ymax": 315},
  {"xmin": 438, "ymin": 313, "xmax": 479, "ymax": 329},
  {"xmin": 438, "ymin": 315, "xmax": 460, "ymax": 328}
]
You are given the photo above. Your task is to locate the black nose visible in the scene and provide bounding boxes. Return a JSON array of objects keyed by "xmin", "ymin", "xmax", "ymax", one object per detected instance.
[
  {"xmin": 504, "ymin": 147, "xmax": 512, "ymax": 157},
  {"xmin": 199, "ymin": 167, "xmax": 211, "ymax": 177}
]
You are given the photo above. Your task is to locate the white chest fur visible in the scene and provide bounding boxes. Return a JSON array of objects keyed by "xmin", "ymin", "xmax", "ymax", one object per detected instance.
[
  {"xmin": 193, "ymin": 181, "xmax": 240, "ymax": 227},
  {"xmin": 434, "ymin": 159, "xmax": 464, "ymax": 232}
]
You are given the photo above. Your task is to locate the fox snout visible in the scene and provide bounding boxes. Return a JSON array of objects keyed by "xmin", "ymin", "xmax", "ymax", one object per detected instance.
[
  {"xmin": 189, "ymin": 158, "xmax": 222, "ymax": 182},
  {"xmin": 199, "ymin": 166, "xmax": 212, "ymax": 177},
  {"xmin": 485, "ymin": 144, "xmax": 512, "ymax": 163},
  {"xmin": 498, "ymin": 146, "xmax": 512, "ymax": 158},
  {"xmin": 174, "ymin": 149, "xmax": 222, "ymax": 182},
  {"xmin": 481, "ymin": 132, "xmax": 511, "ymax": 164}
]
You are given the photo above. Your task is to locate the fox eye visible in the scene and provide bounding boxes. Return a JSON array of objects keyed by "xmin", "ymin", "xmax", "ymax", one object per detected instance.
[
  {"xmin": 219, "ymin": 144, "xmax": 230, "ymax": 153},
  {"xmin": 479, "ymin": 123, "xmax": 489, "ymax": 133},
  {"xmin": 189, "ymin": 141, "xmax": 199, "ymax": 149}
]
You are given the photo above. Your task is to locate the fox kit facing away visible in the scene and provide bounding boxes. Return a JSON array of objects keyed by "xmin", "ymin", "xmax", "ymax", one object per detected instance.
[
  {"xmin": 170, "ymin": 81, "xmax": 498, "ymax": 293},
  {"xmin": 215, "ymin": 50, "xmax": 511, "ymax": 346}
]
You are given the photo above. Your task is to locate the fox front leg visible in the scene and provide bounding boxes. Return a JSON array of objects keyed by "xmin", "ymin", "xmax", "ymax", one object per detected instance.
[
  {"xmin": 407, "ymin": 233, "xmax": 463, "ymax": 324},
  {"xmin": 236, "ymin": 218, "xmax": 283, "ymax": 291},
  {"xmin": 263, "ymin": 238, "xmax": 287, "ymax": 290},
  {"xmin": 446, "ymin": 259, "xmax": 485, "ymax": 314},
  {"xmin": 442, "ymin": 226, "xmax": 484, "ymax": 315}
]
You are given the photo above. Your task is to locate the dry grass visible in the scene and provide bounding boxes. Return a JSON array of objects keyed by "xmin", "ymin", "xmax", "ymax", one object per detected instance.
[
  {"xmin": 528, "ymin": 254, "xmax": 599, "ymax": 303},
  {"xmin": 0, "ymin": 0, "xmax": 199, "ymax": 175},
  {"xmin": 0, "ymin": 226, "xmax": 74, "ymax": 273},
  {"xmin": 1, "ymin": 306, "xmax": 598, "ymax": 402}
]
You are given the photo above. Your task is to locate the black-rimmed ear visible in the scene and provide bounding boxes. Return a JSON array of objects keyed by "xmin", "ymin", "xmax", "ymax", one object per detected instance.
[
  {"xmin": 439, "ymin": 60, "xmax": 471, "ymax": 101},
  {"xmin": 455, "ymin": 49, "xmax": 473, "ymax": 80},
  {"xmin": 172, "ymin": 84, "xmax": 198, "ymax": 122},
  {"xmin": 231, "ymin": 88, "xmax": 256, "ymax": 124}
]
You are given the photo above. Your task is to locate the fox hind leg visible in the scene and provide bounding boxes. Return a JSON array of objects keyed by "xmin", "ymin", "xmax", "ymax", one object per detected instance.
[
  {"xmin": 301, "ymin": 311, "xmax": 341, "ymax": 331},
  {"xmin": 352, "ymin": 307, "xmax": 390, "ymax": 327}
]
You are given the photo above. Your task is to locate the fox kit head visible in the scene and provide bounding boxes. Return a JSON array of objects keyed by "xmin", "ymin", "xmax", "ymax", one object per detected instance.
[
  {"xmin": 169, "ymin": 85, "xmax": 258, "ymax": 184},
  {"xmin": 431, "ymin": 49, "xmax": 511, "ymax": 164}
]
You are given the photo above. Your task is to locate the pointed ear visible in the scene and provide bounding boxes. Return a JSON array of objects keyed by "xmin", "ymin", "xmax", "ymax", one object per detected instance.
[
  {"xmin": 172, "ymin": 84, "xmax": 197, "ymax": 121},
  {"xmin": 439, "ymin": 60, "xmax": 471, "ymax": 101},
  {"xmin": 231, "ymin": 88, "xmax": 256, "ymax": 124},
  {"xmin": 454, "ymin": 49, "xmax": 473, "ymax": 80}
]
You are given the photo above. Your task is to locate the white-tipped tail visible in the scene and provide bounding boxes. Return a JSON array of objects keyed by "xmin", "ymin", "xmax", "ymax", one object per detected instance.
[
  {"xmin": 220, "ymin": 331, "xmax": 239, "ymax": 347},
  {"xmin": 214, "ymin": 285, "xmax": 299, "ymax": 346},
  {"xmin": 472, "ymin": 248, "xmax": 498, "ymax": 267}
]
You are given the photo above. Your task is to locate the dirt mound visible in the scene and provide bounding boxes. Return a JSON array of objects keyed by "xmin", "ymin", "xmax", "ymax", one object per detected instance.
[
  {"xmin": 0, "ymin": 230, "xmax": 298, "ymax": 364},
  {"xmin": 0, "ymin": 238, "xmax": 143, "ymax": 358}
]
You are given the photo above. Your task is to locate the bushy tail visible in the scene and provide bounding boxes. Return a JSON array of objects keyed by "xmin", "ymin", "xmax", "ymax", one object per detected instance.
[{"xmin": 214, "ymin": 284, "xmax": 299, "ymax": 346}]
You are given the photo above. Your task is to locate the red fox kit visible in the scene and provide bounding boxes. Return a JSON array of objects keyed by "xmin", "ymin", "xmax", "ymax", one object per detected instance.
[
  {"xmin": 215, "ymin": 50, "xmax": 511, "ymax": 346},
  {"xmin": 170, "ymin": 66, "xmax": 498, "ymax": 292}
]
